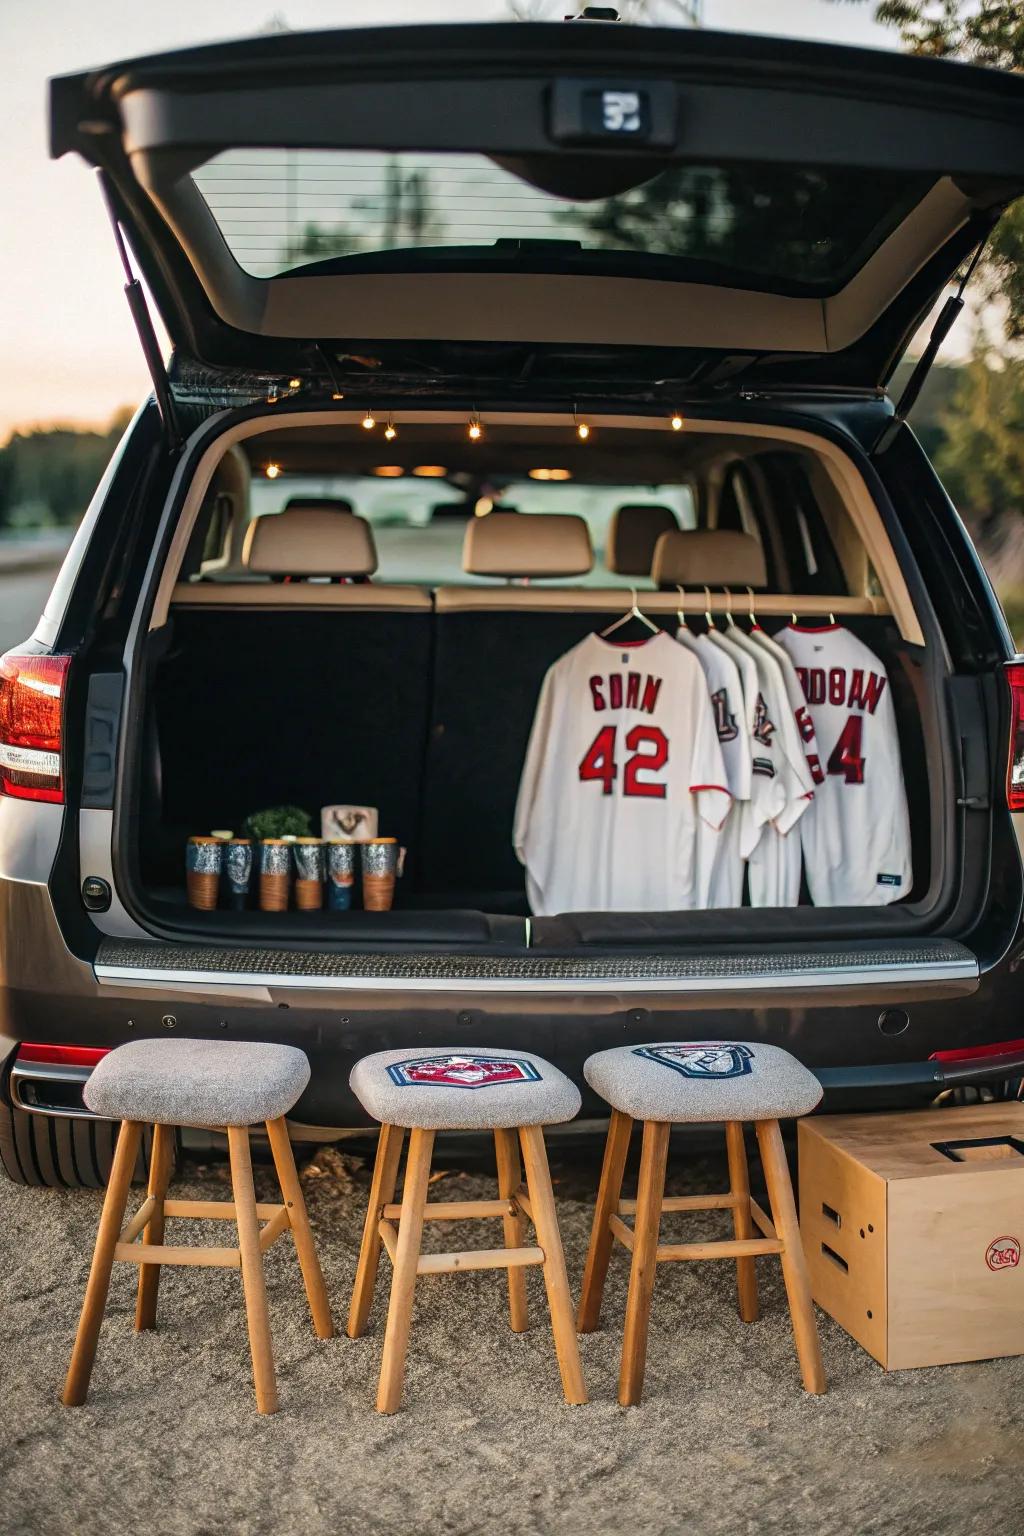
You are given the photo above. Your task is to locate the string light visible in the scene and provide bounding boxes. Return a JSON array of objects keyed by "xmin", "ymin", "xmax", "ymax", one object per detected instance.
[
  {"xmin": 384, "ymin": 415, "xmax": 398, "ymax": 442},
  {"xmin": 362, "ymin": 412, "xmax": 377, "ymax": 431},
  {"xmin": 670, "ymin": 413, "xmax": 684, "ymax": 432},
  {"xmin": 265, "ymin": 463, "xmax": 281, "ymax": 480},
  {"xmin": 288, "ymin": 378, "xmax": 302, "ymax": 390},
  {"xmin": 331, "ymin": 392, "xmax": 345, "ymax": 401},
  {"xmin": 468, "ymin": 414, "xmax": 483, "ymax": 441},
  {"xmin": 573, "ymin": 405, "xmax": 591, "ymax": 442}
]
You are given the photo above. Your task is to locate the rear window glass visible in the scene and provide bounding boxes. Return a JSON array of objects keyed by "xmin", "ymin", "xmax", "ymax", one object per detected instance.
[{"xmin": 192, "ymin": 150, "xmax": 926, "ymax": 294}]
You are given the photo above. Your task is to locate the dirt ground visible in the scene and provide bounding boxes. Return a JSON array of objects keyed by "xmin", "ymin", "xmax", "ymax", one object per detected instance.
[{"xmin": 1, "ymin": 1132, "xmax": 1020, "ymax": 1536}]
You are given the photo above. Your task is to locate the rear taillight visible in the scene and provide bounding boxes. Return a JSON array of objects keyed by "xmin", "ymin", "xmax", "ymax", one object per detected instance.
[
  {"xmin": 0, "ymin": 649, "xmax": 71, "ymax": 803},
  {"xmin": 17, "ymin": 1042, "xmax": 109, "ymax": 1067}
]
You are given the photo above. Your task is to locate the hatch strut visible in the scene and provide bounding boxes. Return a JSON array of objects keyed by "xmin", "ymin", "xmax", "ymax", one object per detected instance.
[
  {"xmin": 876, "ymin": 240, "xmax": 987, "ymax": 454},
  {"xmin": 98, "ymin": 172, "xmax": 183, "ymax": 452}
]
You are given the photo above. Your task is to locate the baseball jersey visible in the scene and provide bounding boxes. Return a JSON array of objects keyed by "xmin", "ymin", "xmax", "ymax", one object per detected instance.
[
  {"xmin": 677, "ymin": 628, "xmax": 750, "ymax": 906},
  {"xmin": 706, "ymin": 628, "xmax": 785, "ymax": 861},
  {"xmin": 725, "ymin": 625, "xmax": 814, "ymax": 906},
  {"xmin": 778, "ymin": 624, "xmax": 912, "ymax": 906},
  {"xmin": 514, "ymin": 631, "xmax": 730, "ymax": 915}
]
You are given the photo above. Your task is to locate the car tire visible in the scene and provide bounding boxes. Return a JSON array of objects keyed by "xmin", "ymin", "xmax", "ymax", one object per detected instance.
[{"xmin": 0, "ymin": 1092, "xmax": 163, "ymax": 1189}]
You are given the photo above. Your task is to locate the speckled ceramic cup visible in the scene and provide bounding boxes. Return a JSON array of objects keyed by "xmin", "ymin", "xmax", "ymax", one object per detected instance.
[
  {"xmin": 186, "ymin": 836, "xmax": 223, "ymax": 911},
  {"xmin": 259, "ymin": 840, "xmax": 291, "ymax": 912},
  {"xmin": 327, "ymin": 840, "xmax": 357, "ymax": 911},
  {"xmin": 224, "ymin": 839, "xmax": 253, "ymax": 912},
  {"xmin": 293, "ymin": 837, "xmax": 326, "ymax": 911},
  {"xmin": 361, "ymin": 837, "xmax": 398, "ymax": 912}
]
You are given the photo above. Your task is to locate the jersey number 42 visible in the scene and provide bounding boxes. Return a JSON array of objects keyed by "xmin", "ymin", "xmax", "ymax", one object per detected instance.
[{"xmin": 578, "ymin": 725, "xmax": 668, "ymax": 798}]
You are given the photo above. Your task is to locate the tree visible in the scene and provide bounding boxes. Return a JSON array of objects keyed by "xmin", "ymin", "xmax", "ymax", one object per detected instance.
[{"xmin": 845, "ymin": 1, "xmax": 1024, "ymax": 338}]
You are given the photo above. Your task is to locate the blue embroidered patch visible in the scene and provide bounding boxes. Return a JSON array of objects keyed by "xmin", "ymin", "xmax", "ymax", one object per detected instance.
[
  {"xmin": 632, "ymin": 1043, "xmax": 754, "ymax": 1079},
  {"xmin": 386, "ymin": 1055, "xmax": 541, "ymax": 1089}
]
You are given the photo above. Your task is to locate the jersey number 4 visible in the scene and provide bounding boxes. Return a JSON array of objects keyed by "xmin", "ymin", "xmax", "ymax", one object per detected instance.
[
  {"xmin": 578, "ymin": 725, "xmax": 668, "ymax": 798},
  {"xmin": 827, "ymin": 715, "xmax": 865, "ymax": 784}
]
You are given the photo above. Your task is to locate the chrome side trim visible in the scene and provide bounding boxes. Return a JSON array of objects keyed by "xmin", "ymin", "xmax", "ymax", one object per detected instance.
[
  {"xmin": 9, "ymin": 1061, "xmax": 101, "ymax": 1119},
  {"xmin": 94, "ymin": 956, "xmax": 979, "ymax": 996}
]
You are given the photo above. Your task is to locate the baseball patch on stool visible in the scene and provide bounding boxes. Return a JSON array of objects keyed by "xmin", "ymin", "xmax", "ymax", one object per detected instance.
[
  {"xmin": 386, "ymin": 1054, "xmax": 541, "ymax": 1089},
  {"xmin": 633, "ymin": 1043, "xmax": 754, "ymax": 1079},
  {"xmin": 986, "ymin": 1235, "xmax": 1021, "ymax": 1272}
]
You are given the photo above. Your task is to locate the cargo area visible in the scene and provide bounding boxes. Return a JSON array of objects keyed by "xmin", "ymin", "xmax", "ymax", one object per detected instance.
[{"xmin": 122, "ymin": 412, "xmax": 947, "ymax": 948}]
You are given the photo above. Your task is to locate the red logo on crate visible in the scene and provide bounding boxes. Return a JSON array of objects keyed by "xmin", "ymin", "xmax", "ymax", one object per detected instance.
[
  {"xmin": 985, "ymin": 1236, "xmax": 1021, "ymax": 1272},
  {"xmin": 387, "ymin": 1054, "xmax": 541, "ymax": 1089}
]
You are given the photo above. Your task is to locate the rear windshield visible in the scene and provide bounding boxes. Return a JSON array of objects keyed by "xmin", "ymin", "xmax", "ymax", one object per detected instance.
[
  {"xmin": 192, "ymin": 150, "xmax": 926, "ymax": 294},
  {"xmin": 243, "ymin": 472, "xmax": 696, "ymax": 587}
]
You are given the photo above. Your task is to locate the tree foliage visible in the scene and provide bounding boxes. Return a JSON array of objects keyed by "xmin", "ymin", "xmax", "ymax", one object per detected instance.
[
  {"xmin": 0, "ymin": 413, "xmax": 132, "ymax": 531},
  {"xmin": 933, "ymin": 355, "xmax": 1024, "ymax": 529}
]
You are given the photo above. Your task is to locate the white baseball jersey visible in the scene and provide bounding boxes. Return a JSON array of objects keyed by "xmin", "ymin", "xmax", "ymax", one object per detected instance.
[
  {"xmin": 778, "ymin": 624, "xmax": 912, "ymax": 906},
  {"xmin": 514, "ymin": 631, "xmax": 730, "ymax": 915},
  {"xmin": 677, "ymin": 628, "xmax": 749, "ymax": 906},
  {"xmin": 706, "ymin": 628, "xmax": 785, "ymax": 861},
  {"xmin": 725, "ymin": 625, "xmax": 814, "ymax": 907}
]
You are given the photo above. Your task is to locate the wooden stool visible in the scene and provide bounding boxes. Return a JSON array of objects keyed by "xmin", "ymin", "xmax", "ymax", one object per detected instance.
[
  {"xmin": 347, "ymin": 1047, "xmax": 587, "ymax": 1413},
  {"xmin": 63, "ymin": 1038, "xmax": 334, "ymax": 1415},
  {"xmin": 578, "ymin": 1041, "xmax": 826, "ymax": 1405}
]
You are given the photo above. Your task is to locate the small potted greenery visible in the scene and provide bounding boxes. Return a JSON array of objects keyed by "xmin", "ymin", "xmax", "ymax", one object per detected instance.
[{"xmin": 244, "ymin": 805, "xmax": 312, "ymax": 842}]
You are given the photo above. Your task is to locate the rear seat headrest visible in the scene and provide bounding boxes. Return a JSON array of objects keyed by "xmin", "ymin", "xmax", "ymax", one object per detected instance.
[
  {"xmin": 651, "ymin": 529, "xmax": 767, "ymax": 589},
  {"xmin": 463, "ymin": 512, "xmax": 593, "ymax": 579},
  {"xmin": 606, "ymin": 504, "xmax": 680, "ymax": 576},
  {"xmin": 283, "ymin": 496, "xmax": 354, "ymax": 514},
  {"xmin": 243, "ymin": 508, "xmax": 378, "ymax": 578}
]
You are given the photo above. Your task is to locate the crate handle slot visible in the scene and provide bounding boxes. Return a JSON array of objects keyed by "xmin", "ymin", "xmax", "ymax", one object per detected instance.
[
  {"xmin": 822, "ymin": 1202, "xmax": 842, "ymax": 1228},
  {"xmin": 821, "ymin": 1242, "xmax": 849, "ymax": 1275}
]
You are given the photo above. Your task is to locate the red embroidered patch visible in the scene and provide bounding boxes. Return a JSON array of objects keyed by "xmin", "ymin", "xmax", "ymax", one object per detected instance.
[
  {"xmin": 387, "ymin": 1055, "xmax": 541, "ymax": 1089},
  {"xmin": 986, "ymin": 1236, "xmax": 1021, "ymax": 1272}
]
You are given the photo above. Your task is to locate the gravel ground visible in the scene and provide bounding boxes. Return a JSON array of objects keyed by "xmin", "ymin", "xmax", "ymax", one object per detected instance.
[{"xmin": 1, "ymin": 1133, "xmax": 1020, "ymax": 1536}]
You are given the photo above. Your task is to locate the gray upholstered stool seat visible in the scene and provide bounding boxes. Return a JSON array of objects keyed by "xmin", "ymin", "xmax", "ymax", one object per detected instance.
[
  {"xmin": 583, "ymin": 1041, "xmax": 822, "ymax": 1124},
  {"xmin": 83, "ymin": 1037, "xmax": 311, "ymax": 1129},
  {"xmin": 350, "ymin": 1047, "xmax": 581, "ymax": 1131}
]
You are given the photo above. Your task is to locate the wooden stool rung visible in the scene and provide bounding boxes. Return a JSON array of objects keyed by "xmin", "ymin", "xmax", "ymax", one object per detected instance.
[
  {"xmin": 258, "ymin": 1207, "xmax": 292, "ymax": 1252},
  {"xmin": 381, "ymin": 1198, "xmax": 514, "ymax": 1222},
  {"xmin": 749, "ymin": 1198, "xmax": 778, "ymax": 1240},
  {"xmin": 512, "ymin": 1184, "xmax": 533, "ymax": 1221},
  {"xmin": 608, "ymin": 1214, "xmax": 634, "ymax": 1251},
  {"xmin": 114, "ymin": 1241, "xmax": 241, "ymax": 1268},
  {"xmin": 162, "ymin": 1199, "xmax": 282, "ymax": 1222},
  {"xmin": 417, "ymin": 1245, "xmax": 544, "ymax": 1276},
  {"xmin": 118, "ymin": 1196, "xmax": 158, "ymax": 1245},
  {"xmin": 656, "ymin": 1236, "xmax": 784, "ymax": 1262},
  {"xmin": 618, "ymin": 1192, "xmax": 741, "ymax": 1216}
]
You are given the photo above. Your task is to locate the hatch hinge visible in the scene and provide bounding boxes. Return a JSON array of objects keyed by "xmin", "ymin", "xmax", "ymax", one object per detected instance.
[
  {"xmin": 875, "ymin": 240, "xmax": 986, "ymax": 455},
  {"xmin": 97, "ymin": 172, "xmax": 183, "ymax": 454}
]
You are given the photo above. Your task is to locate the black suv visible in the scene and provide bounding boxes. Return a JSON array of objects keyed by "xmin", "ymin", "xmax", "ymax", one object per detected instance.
[{"xmin": 2, "ymin": 21, "xmax": 1024, "ymax": 1186}]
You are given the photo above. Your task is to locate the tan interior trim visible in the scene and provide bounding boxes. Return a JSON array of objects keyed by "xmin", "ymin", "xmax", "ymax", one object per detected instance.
[
  {"xmin": 170, "ymin": 582, "xmax": 432, "ymax": 611},
  {"xmin": 433, "ymin": 587, "xmax": 889, "ymax": 618},
  {"xmin": 148, "ymin": 409, "xmax": 922, "ymax": 646}
]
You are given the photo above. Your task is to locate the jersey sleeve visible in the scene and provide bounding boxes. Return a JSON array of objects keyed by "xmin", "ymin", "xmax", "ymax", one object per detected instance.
[
  {"xmin": 688, "ymin": 672, "xmax": 732, "ymax": 831},
  {"xmin": 513, "ymin": 665, "xmax": 557, "ymax": 867}
]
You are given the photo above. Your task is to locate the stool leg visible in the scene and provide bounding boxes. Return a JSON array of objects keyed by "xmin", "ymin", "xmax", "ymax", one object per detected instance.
[
  {"xmin": 135, "ymin": 1122, "xmax": 174, "ymax": 1332},
  {"xmin": 494, "ymin": 1129, "xmax": 529, "ymax": 1333},
  {"xmin": 63, "ymin": 1119, "xmax": 143, "ymax": 1407},
  {"xmin": 577, "ymin": 1109, "xmax": 633, "ymax": 1333},
  {"xmin": 266, "ymin": 1117, "xmax": 335, "ymax": 1340},
  {"xmin": 519, "ymin": 1125, "xmax": 588, "ymax": 1406},
  {"xmin": 227, "ymin": 1125, "xmax": 279, "ymax": 1415},
  {"xmin": 618, "ymin": 1119, "xmax": 670, "ymax": 1408},
  {"xmin": 377, "ymin": 1126, "xmax": 434, "ymax": 1414},
  {"xmin": 348, "ymin": 1124, "xmax": 405, "ymax": 1340},
  {"xmin": 725, "ymin": 1121, "xmax": 759, "ymax": 1325},
  {"xmin": 755, "ymin": 1119, "xmax": 826, "ymax": 1395}
]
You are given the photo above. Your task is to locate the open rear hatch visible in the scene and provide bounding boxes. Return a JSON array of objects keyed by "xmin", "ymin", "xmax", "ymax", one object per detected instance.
[{"xmin": 50, "ymin": 22, "xmax": 1024, "ymax": 404}]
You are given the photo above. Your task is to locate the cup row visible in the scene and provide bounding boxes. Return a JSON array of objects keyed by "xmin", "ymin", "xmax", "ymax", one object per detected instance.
[{"xmin": 185, "ymin": 835, "xmax": 399, "ymax": 913}]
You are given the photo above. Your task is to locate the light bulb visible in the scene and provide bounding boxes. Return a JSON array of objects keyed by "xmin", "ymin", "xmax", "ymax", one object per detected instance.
[
  {"xmin": 468, "ymin": 418, "xmax": 483, "ymax": 441},
  {"xmin": 288, "ymin": 378, "xmax": 301, "ymax": 390},
  {"xmin": 362, "ymin": 413, "xmax": 377, "ymax": 431},
  {"xmin": 384, "ymin": 423, "xmax": 397, "ymax": 442},
  {"xmin": 671, "ymin": 414, "xmax": 684, "ymax": 431},
  {"xmin": 331, "ymin": 392, "xmax": 345, "ymax": 401},
  {"xmin": 265, "ymin": 463, "xmax": 281, "ymax": 480},
  {"xmin": 577, "ymin": 421, "xmax": 591, "ymax": 441}
]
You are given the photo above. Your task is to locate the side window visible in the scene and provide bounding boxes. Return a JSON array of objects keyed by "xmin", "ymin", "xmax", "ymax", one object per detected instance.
[
  {"xmin": 757, "ymin": 454, "xmax": 847, "ymax": 596},
  {"xmin": 716, "ymin": 463, "xmax": 775, "ymax": 587}
]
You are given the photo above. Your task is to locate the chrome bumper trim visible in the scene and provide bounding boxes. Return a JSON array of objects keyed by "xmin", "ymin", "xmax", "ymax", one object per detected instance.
[{"xmin": 9, "ymin": 1061, "xmax": 101, "ymax": 1119}]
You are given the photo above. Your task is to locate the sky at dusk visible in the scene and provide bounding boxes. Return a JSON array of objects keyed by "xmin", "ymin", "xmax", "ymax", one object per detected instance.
[{"xmin": 0, "ymin": 0, "xmax": 899, "ymax": 439}]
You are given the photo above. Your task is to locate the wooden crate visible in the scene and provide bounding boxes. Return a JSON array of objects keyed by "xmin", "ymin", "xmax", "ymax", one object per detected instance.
[{"xmin": 798, "ymin": 1104, "xmax": 1024, "ymax": 1369}]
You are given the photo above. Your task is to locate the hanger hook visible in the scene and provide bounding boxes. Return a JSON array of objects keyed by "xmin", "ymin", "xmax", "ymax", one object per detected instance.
[
  {"xmin": 676, "ymin": 584, "xmax": 688, "ymax": 628},
  {"xmin": 722, "ymin": 587, "xmax": 734, "ymax": 625},
  {"xmin": 703, "ymin": 584, "xmax": 713, "ymax": 628},
  {"xmin": 746, "ymin": 585, "xmax": 757, "ymax": 624}
]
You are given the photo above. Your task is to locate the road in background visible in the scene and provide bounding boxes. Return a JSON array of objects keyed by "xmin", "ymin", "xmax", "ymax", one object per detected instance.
[{"xmin": 0, "ymin": 566, "xmax": 59, "ymax": 652}]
